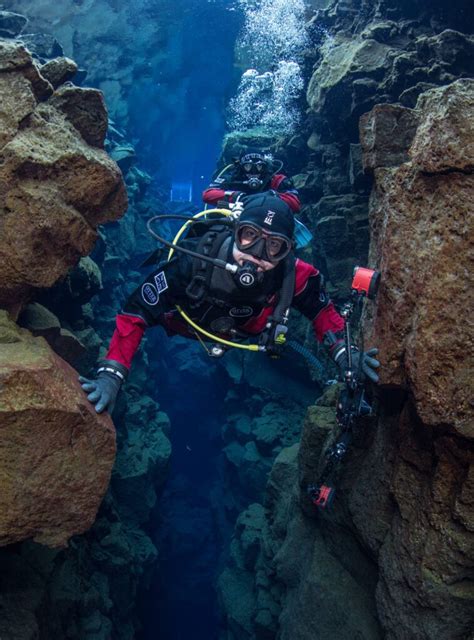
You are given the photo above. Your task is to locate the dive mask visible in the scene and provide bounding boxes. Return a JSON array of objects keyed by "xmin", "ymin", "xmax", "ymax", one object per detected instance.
[
  {"xmin": 235, "ymin": 222, "xmax": 292, "ymax": 263},
  {"xmin": 242, "ymin": 160, "xmax": 266, "ymax": 174}
]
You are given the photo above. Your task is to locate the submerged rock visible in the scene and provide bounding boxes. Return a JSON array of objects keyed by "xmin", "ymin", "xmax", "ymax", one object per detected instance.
[
  {"xmin": 40, "ymin": 56, "xmax": 78, "ymax": 88},
  {"xmin": 110, "ymin": 142, "xmax": 136, "ymax": 172},
  {"xmin": 352, "ymin": 78, "xmax": 474, "ymax": 639},
  {"xmin": 359, "ymin": 103, "xmax": 419, "ymax": 170},
  {"xmin": 307, "ymin": 35, "xmax": 392, "ymax": 118},
  {"xmin": 49, "ymin": 84, "xmax": 109, "ymax": 147},
  {"xmin": 0, "ymin": 312, "xmax": 116, "ymax": 548},
  {"xmin": 0, "ymin": 10, "xmax": 27, "ymax": 38},
  {"xmin": 19, "ymin": 32, "xmax": 64, "ymax": 61},
  {"xmin": 19, "ymin": 302, "xmax": 87, "ymax": 367},
  {"xmin": 219, "ymin": 443, "xmax": 382, "ymax": 640},
  {"xmin": 0, "ymin": 40, "xmax": 127, "ymax": 316},
  {"xmin": 362, "ymin": 79, "xmax": 473, "ymax": 436},
  {"xmin": 410, "ymin": 78, "xmax": 474, "ymax": 173}
]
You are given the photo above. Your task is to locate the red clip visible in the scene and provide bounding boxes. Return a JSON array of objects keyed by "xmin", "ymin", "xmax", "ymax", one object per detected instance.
[{"xmin": 313, "ymin": 485, "xmax": 334, "ymax": 509}]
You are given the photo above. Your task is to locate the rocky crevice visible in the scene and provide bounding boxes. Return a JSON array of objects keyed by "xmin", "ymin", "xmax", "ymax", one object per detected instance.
[
  {"xmin": 0, "ymin": 15, "xmax": 172, "ymax": 639},
  {"xmin": 218, "ymin": 1, "xmax": 474, "ymax": 639}
]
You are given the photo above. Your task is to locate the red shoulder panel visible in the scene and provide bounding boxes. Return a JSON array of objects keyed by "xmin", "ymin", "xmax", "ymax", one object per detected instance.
[{"xmin": 294, "ymin": 259, "xmax": 319, "ymax": 296}]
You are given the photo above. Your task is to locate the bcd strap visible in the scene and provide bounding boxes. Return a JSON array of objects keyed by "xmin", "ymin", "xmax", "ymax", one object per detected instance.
[
  {"xmin": 185, "ymin": 226, "xmax": 232, "ymax": 306},
  {"xmin": 260, "ymin": 255, "xmax": 296, "ymax": 355}
]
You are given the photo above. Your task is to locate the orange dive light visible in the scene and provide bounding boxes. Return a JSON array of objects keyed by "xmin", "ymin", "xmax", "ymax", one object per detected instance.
[{"xmin": 351, "ymin": 266, "xmax": 380, "ymax": 300}]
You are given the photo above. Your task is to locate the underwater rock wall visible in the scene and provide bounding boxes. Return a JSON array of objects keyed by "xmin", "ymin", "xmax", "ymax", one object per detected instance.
[
  {"xmin": 4, "ymin": 0, "xmax": 175, "ymax": 129},
  {"xmin": 0, "ymin": 311, "xmax": 116, "ymax": 548},
  {"xmin": 0, "ymin": 35, "xmax": 126, "ymax": 548},
  {"xmin": 294, "ymin": 78, "xmax": 474, "ymax": 640},
  {"xmin": 0, "ymin": 20, "xmax": 172, "ymax": 639},
  {"xmin": 219, "ymin": 1, "xmax": 473, "ymax": 639},
  {"xmin": 0, "ymin": 38, "xmax": 127, "ymax": 317},
  {"xmin": 354, "ymin": 78, "xmax": 473, "ymax": 637},
  {"xmin": 219, "ymin": 388, "xmax": 383, "ymax": 640},
  {"xmin": 295, "ymin": 0, "xmax": 474, "ymax": 297}
]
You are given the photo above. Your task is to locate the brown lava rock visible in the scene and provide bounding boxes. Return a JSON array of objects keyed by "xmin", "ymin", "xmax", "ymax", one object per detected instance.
[
  {"xmin": 0, "ymin": 312, "xmax": 116, "ymax": 548},
  {"xmin": 0, "ymin": 39, "xmax": 127, "ymax": 317}
]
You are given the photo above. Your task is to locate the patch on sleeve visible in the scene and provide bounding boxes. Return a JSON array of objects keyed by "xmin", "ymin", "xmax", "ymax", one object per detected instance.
[
  {"xmin": 141, "ymin": 283, "xmax": 159, "ymax": 306},
  {"xmin": 154, "ymin": 271, "xmax": 168, "ymax": 293}
]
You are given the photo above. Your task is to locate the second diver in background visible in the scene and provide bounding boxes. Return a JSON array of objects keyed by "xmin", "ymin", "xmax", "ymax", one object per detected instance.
[{"xmin": 202, "ymin": 148, "xmax": 300, "ymax": 213}]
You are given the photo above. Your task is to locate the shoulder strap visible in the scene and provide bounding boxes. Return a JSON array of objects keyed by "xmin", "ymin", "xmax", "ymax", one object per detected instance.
[
  {"xmin": 185, "ymin": 227, "xmax": 232, "ymax": 305},
  {"xmin": 273, "ymin": 254, "xmax": 296, "ymax": 322}
]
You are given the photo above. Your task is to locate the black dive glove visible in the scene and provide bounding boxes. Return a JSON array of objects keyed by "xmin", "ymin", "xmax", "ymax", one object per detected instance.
[
  {"xmin": 79, "ymin": 359, "xmax": 128, "ymax": 414},
  {"xmin": 333, "ymin": 346, "xmax": 380, "ymax": 383}
]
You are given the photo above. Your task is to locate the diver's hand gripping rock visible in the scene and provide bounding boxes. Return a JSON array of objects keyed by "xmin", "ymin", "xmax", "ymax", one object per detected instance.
[
  {"xmin": 335, "ymin": 347, "xmax": 380, "ymax": 383},
  {"xmin": 79, "ymin": 360, "xmax": 128, "ymax": 414}
]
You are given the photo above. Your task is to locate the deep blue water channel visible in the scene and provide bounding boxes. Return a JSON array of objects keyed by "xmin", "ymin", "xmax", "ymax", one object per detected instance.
[
  {"xmin": 128, "ymin": 0, "xmax": 243, "ymax": 205},
  {"xmin": 128, "ymin": 2, "xmax": 242, "ymax": 634},
  {"xmin": 139, "ymin": 337, "xmax": 233, "ymax": 640}
]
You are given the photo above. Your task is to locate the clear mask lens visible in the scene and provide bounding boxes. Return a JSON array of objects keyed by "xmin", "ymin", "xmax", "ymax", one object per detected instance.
[
  {"xmin": 242, "ymin": 160, "xmax": 266, "ymax": 174},
  {"xmin": 236, "ymin": 224, "xmax": 291, "ymax": 261}
]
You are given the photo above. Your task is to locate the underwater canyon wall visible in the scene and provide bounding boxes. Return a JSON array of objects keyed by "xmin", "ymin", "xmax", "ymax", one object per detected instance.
[
  {"xmin": 218, "ymin": 1, "xmax": 473, "ymax": 639},
  {"xmin": 0, "ymin": 35, "xmax": 126, "ymax": 547},
  {"xmin": 0, "ymin": 15, "xmax": 172, "ymax": 639}
]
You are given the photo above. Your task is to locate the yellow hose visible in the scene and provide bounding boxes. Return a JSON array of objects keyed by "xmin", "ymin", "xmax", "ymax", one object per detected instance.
[
  {"xmin": 167, "ymin": 208, "xmax": 231, "ymax": 261},
  {"xmin": 204, "ymin": 164, "xmax": 234, "ymax": 210},
  {"xmin": 175, "ymin": 305, "xmax": 261, "ymax": 351}
]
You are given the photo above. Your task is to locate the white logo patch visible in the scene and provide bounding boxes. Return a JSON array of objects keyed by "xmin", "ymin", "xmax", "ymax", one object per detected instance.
[
  {"xmin": 264, "ymin": 210, "xmax": 275, "ymax": 225},
  {"xmin": 239, "ymin": 272, "xmax": 255, "ymax": 287},
  {"xmin": 229, "ymin": 306, "xmax": 253, "ymax": 318},
  {"xmin": 142, "ymin": 283, "xmax": 159, "ymax": 306},
  {"xmin": 154, "ymin": 271, "xmax": 168, "ymax": 293}
]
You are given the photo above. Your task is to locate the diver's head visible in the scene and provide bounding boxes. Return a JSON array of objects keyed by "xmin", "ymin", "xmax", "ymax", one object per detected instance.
[
  {"xmin": 238, "ymin": 149, "xmax": 272, "ymax": 189},
  {"xmin": 233, "ymin": 193, "xmax": 295, "ymax": 273}
]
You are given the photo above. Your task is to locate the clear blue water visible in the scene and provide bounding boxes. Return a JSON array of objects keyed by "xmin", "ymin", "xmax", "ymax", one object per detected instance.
[
  {"xmin": 125, "ymin": 4, "xmax": 244, "ymax": 633},
  {"xmin": 126, "ymin": 0, "xmax": 243, "ymax": 204}
]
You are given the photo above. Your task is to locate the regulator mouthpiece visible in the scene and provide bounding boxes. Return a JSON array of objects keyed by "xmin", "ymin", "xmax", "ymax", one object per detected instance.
[
  {"xmin": 246, "ymin": 176, "xmax": 263, "ymax": 190},
  {"xmin": 235, "ymin": 260, "xmax": 263, "ymax": 288}
]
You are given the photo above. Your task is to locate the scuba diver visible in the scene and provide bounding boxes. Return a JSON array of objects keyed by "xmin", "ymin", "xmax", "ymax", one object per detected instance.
[
  {"xmin": 203, "ymin": 148, "xmax": 300, "ymax": 213},
  {"xmin": 79, "ymin": 194, "xmax": 379, "ymax": 414}
]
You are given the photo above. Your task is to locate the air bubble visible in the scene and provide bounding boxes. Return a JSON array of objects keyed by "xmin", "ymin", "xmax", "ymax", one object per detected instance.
[{"xmin": 228, "ymin": 0, "xmax": 310, "ymax": 134}]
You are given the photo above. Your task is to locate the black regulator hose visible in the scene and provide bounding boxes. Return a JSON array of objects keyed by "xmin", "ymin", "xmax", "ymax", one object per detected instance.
[{"xmin": 146, "ymin": 214, "xmax": 237, "ymax": 273}]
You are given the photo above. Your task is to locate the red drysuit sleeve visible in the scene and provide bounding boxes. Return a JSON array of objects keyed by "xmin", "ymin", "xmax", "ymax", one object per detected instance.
[
  {"xmin": 203, "ymin": 187, "xmax": 226, "ymax": 204},
  {"xmin": 106, "ymin": 313, "xmax": 147, "ymax": 370},
  {"xmin": 293, "ymin": 259, "xmax": 345, "ymax": 344},
  {"xmin": 270, "ymin": 174, "xmax": 301, "ymax": 212},
  {"xmin": 312, "ymin": 303, "xmax": 345, "ymax": 343}
]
